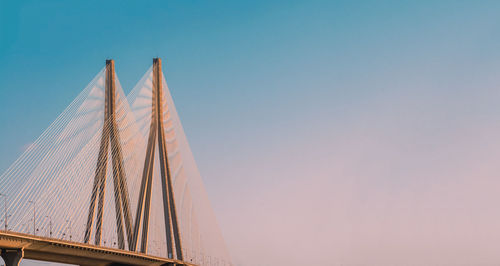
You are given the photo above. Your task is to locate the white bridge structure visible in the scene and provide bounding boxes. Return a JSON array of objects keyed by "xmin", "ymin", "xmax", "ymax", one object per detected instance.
[{"xmin": 0, "ymin": 59, "xmax": 231, "ymax": 266}]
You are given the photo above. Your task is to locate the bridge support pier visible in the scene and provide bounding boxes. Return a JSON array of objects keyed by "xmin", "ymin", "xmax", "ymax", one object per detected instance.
[{"xmin": 1, "ymin": 248, "xmax": 23, "ymax": 266}]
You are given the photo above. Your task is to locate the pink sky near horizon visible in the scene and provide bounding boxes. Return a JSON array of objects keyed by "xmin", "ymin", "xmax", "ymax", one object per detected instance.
[{"xmin": 202, "ymin": 69, "xmax": 500, "ymax": 265}]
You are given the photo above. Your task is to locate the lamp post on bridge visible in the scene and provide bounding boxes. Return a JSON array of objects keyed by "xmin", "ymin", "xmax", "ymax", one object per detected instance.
[
  {"xmin": 28, "ymin": 200, "xmax": 36, "ymax": 235},
  {"xmin": 67, "ymin": 220, "xmax": 72, "ymax": 241},
  {"xmin": 45, "ymin": 215, "xmax": 52, "ymax": 238}
]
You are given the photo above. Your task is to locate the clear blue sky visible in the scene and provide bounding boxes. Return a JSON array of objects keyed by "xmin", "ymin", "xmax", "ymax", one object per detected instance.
[{"xmin": 2, "ymin": 1, "xmax": 500, "ymax": 265}]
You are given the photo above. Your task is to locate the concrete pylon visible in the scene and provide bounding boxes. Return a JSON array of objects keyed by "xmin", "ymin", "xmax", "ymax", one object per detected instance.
[
  {"xmin": 1, "ymin": 249, "xmax": 23, "ymax": 266},
  {"xmin": 130, "ymin": 58, "xmax": 183, "ymax": 260},
  {"xmin": 83, "ymin": 60, "xmax": 133, "ymax": 249}
]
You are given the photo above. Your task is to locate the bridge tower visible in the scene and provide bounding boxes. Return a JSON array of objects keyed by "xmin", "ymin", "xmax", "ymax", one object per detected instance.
[
  {"xmin": 130, "ymin": 58, "xmax": 183, "ymax": 260},
  {"xmin": 83, "ymin": 60, "xmax": 133, "ymax": 249}
]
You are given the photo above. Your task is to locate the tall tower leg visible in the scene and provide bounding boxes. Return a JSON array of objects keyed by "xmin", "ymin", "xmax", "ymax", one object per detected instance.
[
  {"xmin": 84, "ymin": 60, "xmax": 132, "ymax": 249},
  {"xmin": 132, "ymin": 58, "xmax": 183, "ymax": 260},
  {"xmin": 154, "ymin": 59, "xmax": 183, "ymax": 260}
]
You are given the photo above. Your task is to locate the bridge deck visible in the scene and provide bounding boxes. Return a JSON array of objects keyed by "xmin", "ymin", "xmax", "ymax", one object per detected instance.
[{"xmin": 0, "ymin": 231, "xmax": 195, "ymax": 266}]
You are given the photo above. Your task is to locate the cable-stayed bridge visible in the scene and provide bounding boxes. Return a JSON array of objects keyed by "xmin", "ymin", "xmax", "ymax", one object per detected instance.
[{"xmin": 0, "ymin": 59, "xmax": 231, "ymax": 266}]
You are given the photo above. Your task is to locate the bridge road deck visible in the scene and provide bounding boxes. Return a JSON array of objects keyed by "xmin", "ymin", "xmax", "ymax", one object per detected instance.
[{"xmin": 0, "ymin": 231, "xmax": 195, "ymax": 266}]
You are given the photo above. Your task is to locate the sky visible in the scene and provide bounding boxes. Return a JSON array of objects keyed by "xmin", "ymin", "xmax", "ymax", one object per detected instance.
[{"xmin": 2, "ymin": 0, "xmax": 500, "ymax": 265}]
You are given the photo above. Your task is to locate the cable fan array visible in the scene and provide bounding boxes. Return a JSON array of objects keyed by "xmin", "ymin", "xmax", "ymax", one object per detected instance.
[{"xmin": 0, "ymin": 59, "xmax": 232, "ymax": 266}]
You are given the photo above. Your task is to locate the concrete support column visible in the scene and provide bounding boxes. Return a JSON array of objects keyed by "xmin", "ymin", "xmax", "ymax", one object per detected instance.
[{"xmin": 1, "ymin": 249, "xmax": 23, "ymax": 266}]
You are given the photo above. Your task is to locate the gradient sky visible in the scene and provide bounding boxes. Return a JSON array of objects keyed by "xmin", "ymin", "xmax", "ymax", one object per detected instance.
[{"xmin": 2, "ymin": 0, "xmax": 500, "ymax": 265}]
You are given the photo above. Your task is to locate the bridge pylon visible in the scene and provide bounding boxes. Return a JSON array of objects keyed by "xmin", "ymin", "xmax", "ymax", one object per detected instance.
[
  {"xmin": 83, "ymin": 60, "xmax": 133, "ymax": 249},
  {"xmin": 130, "ymin": 58, "xmax": 183, "ymax": 260}
]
